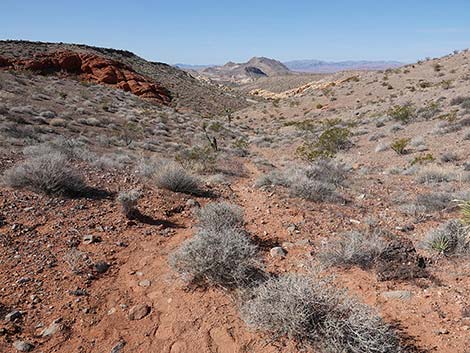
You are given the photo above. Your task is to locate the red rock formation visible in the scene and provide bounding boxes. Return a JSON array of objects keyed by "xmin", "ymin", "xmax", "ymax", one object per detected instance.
[{"xmin": 0, "ymin": 51, "xmax": 171, "ymax": 104}]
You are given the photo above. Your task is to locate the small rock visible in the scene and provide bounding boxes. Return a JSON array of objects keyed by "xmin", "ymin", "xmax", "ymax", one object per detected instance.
[
  {"xmin": 94, "ymin": 262, "xmax": 110, "ymax": 274},
  {"xmin": 110, "ymin": 340, "xmax": 126, "ymax": 353},
  {"xmin": 5, "ymin": 310, "xmax": 22, "ymax": 322},
  {"xmin": 41, "ymin": 320, "xmax": 62, "ymax": 337},
  {"xmin": 16, "ymin": 277, "xmax": 31, "ymax": 284},
  {"xmin": 128, "ymin": 304, "xmax": 151, "ymax": 320},
  {"xmin": 286, "ymin": 224, "xmax": 298, "ymax": 234},
  {"xmin": 13, "ymin": 340, "xmax": 34, "ymax": 352},
  {"xmin": 382, "ymin": 290, "xmax": 413, "ymax": 300},
  {"xmin": 270, "ymin": 247, "xmax": 287, "ymax": 259},
  {"xmin": 436, "ymin": 328, "xmax": 449, "ymax": 335},
  {"xmin": 138, "ymin": 279, "xmax": 151, "ymax": 288},
  {"xmin": 69, "ymin": 289, "xmax": 88, "ymax": 296},
  {"xmin": 83, "ymin": 234, "xmax": 101, "ymax": 244},
  {"xmin": 185, "ymin": 199, "xmax": 200, "ymax": 208}
]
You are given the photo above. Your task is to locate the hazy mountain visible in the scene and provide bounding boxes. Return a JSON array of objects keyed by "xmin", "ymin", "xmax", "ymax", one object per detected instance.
[{"xmin": 284, "ymin": 59, "xmax": 404, "ymax": 73}]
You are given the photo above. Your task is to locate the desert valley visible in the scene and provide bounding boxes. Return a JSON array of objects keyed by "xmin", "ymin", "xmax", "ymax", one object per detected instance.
[{"xmin": 0, "ymin": 37, "xmax": 469, "ymax": 353}]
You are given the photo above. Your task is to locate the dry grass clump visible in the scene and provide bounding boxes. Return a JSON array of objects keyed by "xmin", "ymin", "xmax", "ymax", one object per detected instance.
[
  {"xmin": 169, "ymin": 228, "xmax": 260, "ymax": 288},
  {"xmin": 416, "ymin": 165, "xmax": 455, "ymax": 184},
  {"xmin": 3, "ymin": 152, "xmax": 87, "ymax": 197},
  {"xmin": 117, "ymin": 190, "xmax": 141, "ymax": 219},
  {"xmin": 422, "ymin": 219, "xmax": 469, "ymax": 255},
  {"xmin": 319, "ymin": 230, "xmax": 388, "ymax": 269},
  {"xmin": 153, "ymin": 161, "xmax": 202, "ymax": 195},
  {"xmin": 240, "ymin": 274, "xmax": 402, "ymax": 353},
  {"xmin": 288, "ymin": 159, "xmax": 347, "ymax": 202},
  {"xmin": 196, "ymin": 202, "xmax": 244, "ymax": 232}
]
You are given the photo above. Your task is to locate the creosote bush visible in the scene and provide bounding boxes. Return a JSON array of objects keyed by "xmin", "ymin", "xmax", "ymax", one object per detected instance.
[
  {"xmin": 169, "ymin": 228, "xmax": 260, "ymax": 288},
  {"xmin": 240, "ymin": 274, "xmax": 402, "ymax": 353},
  {"xmin": 388, "ymin": 103, "xmax": 415, "ymax": 123},
  {"xmin": 117, "ymin": 190, "xmax": 141, "ymax": 219},
  {"xmin": 390, "ymin": 138, "xmax": 410, "ymax": 155},
  {"xmin": 3, "ymin": 152, "xmax": 87, "ymax": 197},
  {"xmin": 196, "ymin": 202, "xmax": 244, "ymax": 232},
  {"xmin": 422, "ymin": 219, "xmax": 469, "ymax": 255}
]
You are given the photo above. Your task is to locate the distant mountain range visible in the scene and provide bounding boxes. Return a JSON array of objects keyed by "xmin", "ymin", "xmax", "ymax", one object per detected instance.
[
  {"xmin": 176, "ymin": 58, "xmax": 404, "ymax": 74},
  {"xmin": 283, "ymin": 59, "xmax": 404, "ymax": 73}
]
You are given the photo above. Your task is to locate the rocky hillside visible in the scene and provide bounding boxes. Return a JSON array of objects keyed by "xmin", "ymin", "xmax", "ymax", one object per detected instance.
[
  {"xmin": 284, "ymin": 59, "xmax": 404, "ymax": 73},
  {"xmin": 0, "ymin": 40, "xmax": 250, "ymax": 115}
]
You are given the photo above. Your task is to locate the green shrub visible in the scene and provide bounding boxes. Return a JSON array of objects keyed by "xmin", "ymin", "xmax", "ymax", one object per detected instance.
[
  {"xmin": 388, "ymin": 104, "xmax": 415, "ymax": 123},
  {"xmin": 390, "ymin": 138, "xmax": 410, "ymax": 155},
  {"xmin": 296, "ymin": 126, "xmax": 351, "ymax": 161}
]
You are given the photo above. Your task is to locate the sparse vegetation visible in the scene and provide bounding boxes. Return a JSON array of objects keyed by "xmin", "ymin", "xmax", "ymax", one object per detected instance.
[
  {"xmin": 169, "ymin": 227, "xmax": 260, "ymax": 288},
  {"xmin": 319, "ymin": 230, "xmax": 388, "ymax": 269},
  {"xmin": 422, "ymin": 219, "xmax": 469, "ymax": 255},
  {"xmin": 388, "ymin": 103, "xmax": 415, "ymax": 123},
  {"xmin": 153, "ymin": 161, "xmax": 202, "ymax": 195},
  {"xmin": 390, "ymin": 138, "xmax": 410, "ymax": 155},
  {"xmin": 196, "ymin": 202, "xmax": 244, "ymax": 232},
  {"xmin": 240, "ymin": 274, "xmax": 402, "ymax": 353},
  {"xmin": 117, "ymin": 189, "xmax": 141, "ymax": 219},
  {"xmin": 3, "ymin": 152, "xmax": 87, "ymax": 196}
]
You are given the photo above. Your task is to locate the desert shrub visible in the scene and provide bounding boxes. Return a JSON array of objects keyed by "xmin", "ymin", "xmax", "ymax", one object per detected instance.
[
  {"xmin": 416, "ymin": 101, "xmax": 441, "ymax": 120},
  {"xmin": 196, "ymin": 202, "xmax": 244, "ymax": 232},
  {"xmin": 240, "ymin": 274, "xmax": 402, "ymax": 353},
  {"xmin": 440, "ymin": 151, "xmax": 459, "ymax": 163},
  {"xmin": 296, "ymin": 126, "xmax": 351, "ymax": 161},
  {"xmin": 23, "ymin": 137, "xmax": 88, "ymax": 160},
  {"xmin": 169, "ymin": 228, "xmax": 260, "ymax": 288},
  {"xmin": 460, "ymin": 200, "xmax": 470, "ymax": 225},
  {"xmin": 117, "ymin": 190, "xmax": 141, "ymax": 219},
  {"xmin": 450, "ymin": 96, "xmax": 470, "ymax": 106},
  {"xmin": 415, "ymin": 192, "xmax": 453, "ymax": 212},
  {"xmin": 416, "ymin": 165, "xmax": 454, "ymax": 184},
  {"xmin": 390, "ymin": 138, "xmax": 410, "ymax": 155},
  {"xmin": 422, "ymin": 219, "xmax": 469, "ymax": 255},
  {"xmin": 319, "ymin": 230, "xmax": 388, "ymax": 269},
  {"xmin": 388, "ymin": 104, "xmax": 415, "ymax": 123},
  {"xmin": 410, "ymin": 153, "xmax": 435, "ymax": 165},
  {"xmin": 255, "ymin": 170, "xmax": 290, "ymax": 188},
  {"xmin": 175, "ymin": 145, "xmax": 217, "ymax": 172},
  {"xmin": 154, "ymin": 161, "xmax": 202, "ymax": 195},
  {"xmin": 3, "ymin": 153, "xmax": 87, "ymax": 196},
  {"xmin": 290, "ymin": 178, "xmax": 339, "ymax": 202},
  {"xmin": 287, "ymin": 160, "xmax": 347, "ymax": 202}
]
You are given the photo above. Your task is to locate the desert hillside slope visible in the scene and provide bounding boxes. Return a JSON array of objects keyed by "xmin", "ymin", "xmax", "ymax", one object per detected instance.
[
  {"xmin": 0, "ymin": 40, "xmax": 251, "ymax": 114},
  {"xmin": 1, "ymin": 42, "xmax": 470, "ymax": 353}
]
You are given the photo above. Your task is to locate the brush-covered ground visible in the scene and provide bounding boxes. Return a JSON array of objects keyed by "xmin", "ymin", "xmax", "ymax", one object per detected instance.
[{"xmin": 1, "ymin": 43, "xmax": 470, "ymax": 353}]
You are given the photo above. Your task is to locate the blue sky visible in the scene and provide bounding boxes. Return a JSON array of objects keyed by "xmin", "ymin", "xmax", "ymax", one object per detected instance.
[{"xmin": 1, "ymin": 0, "xmax": 469, "ymax": 64}]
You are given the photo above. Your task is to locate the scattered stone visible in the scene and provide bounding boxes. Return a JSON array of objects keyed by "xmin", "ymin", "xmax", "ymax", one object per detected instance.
[
  {"xmin": 5, "ymin": 310, "xmax": 22, "ymax": 322},
  {"xmin": 270, "ymin": 247, "xmax": 286, "ymax": 259},
  {"xmin": 13, "ymin": 340, "xmax": 34, "ymax": 352},
  {"xmin": 286, "ymin": 223, "xmax": 299, "ymax": 234},
  {"xmin": 69, "ymin": 289, "xmax": 88, "ymax": 296},
  {"xmin": 186, "ymin": 199, "xmax": 200, "ymax": 208},
  {"xmin": 110, "ymin": 340, "xmax": 126, "ymax": 353},
  {"xmin": 41, "ymin": 320, "xmax": 62, "ymax": 337},
  {"xmin": 16, "ymin": 277, "xmax": 31, "ymax": 284},
  {"xmin": 94, "ymin": 262, "xmax": 110, "ymax": 274},
  {"xmin": 128, "ymin": 304, "xmax": 151, "ymax": 320},
  {"xmin": 83, "ymin": 234, "xmax": 101, "ymax": 244},
  {"xmin": 436, "ymin": 328, "xmax": 449, "ymax": 335},
  {"xmin": 382, "ymin": 290, "xmax": 413, "ymax": 300},
  {"xmin": 138, "ymin": 279, "xmax": 151, "ymax": 288}
]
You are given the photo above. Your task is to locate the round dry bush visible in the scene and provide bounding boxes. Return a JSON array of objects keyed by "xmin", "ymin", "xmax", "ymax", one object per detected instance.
[
  {"xmin": 169, "ymin": 228, "xmax": 260, "ymax": 288},
  {"xmin": 240, "ymin": 274, "xmax": 402, "ymax": 353},
  {"xmin": 3, "ymin": 152, "xmax": 87, "ymax": 197},
  {"xmin": 319, "ymin": 231, "xmax": 388, "ymax": 269},
  {"xmin": 196, "ymin": 202, "xmax": 244, "ymax": 232},
  {"xmin": 154, "ymin": 161, "xmax": 201, "ymax": 195}
]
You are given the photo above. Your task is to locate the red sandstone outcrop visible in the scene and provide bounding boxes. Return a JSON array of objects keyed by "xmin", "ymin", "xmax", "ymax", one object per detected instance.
[{"xmin": 0, "ymin": 51, "xmax": 171, "ymax": 104}]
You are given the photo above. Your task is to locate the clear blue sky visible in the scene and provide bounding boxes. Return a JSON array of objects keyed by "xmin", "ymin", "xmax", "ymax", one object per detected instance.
[{"xmin": 1, "ymin": 0, "xmax": 469, "ymax": 64}]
